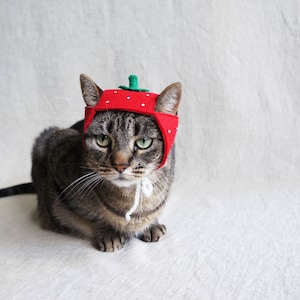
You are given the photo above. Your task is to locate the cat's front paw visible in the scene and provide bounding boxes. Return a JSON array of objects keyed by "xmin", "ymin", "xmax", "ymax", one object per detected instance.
[
  {"xmin": 94, "ymin": 234, "xmax": 126, "ymax": 252},
  {"xmin": 138, "ymin": 224, "xmax": 167, "ymax": 242}
]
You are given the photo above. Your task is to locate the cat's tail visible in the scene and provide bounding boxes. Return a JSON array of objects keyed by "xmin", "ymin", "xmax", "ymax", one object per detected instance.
[{"xmin": 0, "ymin": 183, "xmax": 36, "ymax": 198}]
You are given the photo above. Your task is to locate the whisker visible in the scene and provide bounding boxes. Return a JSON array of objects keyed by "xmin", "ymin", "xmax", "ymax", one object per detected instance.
[
  {"xmin": 86, "ymin": 176, "xmax": 105, "ymax": 198},
  {"xmin": 61, "ymin": 172, "xmax": 95, "ymax": 197},
  {"xmin": 147, "ymin": 172, "xmax": 167, "ymax": 199},
  {"xmin": 79, "ymin": 173, "xmax": 102, "ymax": 195},
  {"xmin": 71, "ymin": 173, "xmax": 103, "ymax": 199},
  {"xmin": 59, "ymin": 172, "xmax": 104, "ymax": 200}
]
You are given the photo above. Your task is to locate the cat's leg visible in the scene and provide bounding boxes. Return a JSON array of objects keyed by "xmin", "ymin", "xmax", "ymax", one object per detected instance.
[
  {"xmin": 93, "ymin": 229, "xmax": 127, "ymax": 252},
  {"xmin": 137, "ymin": 222, "xmax": 167, "ymax": 242},
  {"xmin": 51, "ymin": 201, "xmax": 95, "ymax": 237},
  {"xmin": 93, "ymin": 220, "xmax": 128, "ymax": 252},
  {"xmin": 52, "ymin": 202, "xmax": 127, "ymax": 252}
]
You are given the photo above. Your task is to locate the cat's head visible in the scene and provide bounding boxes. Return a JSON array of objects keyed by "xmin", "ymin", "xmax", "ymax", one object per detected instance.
[{"xmin": 80, "ymin": 74, "xmax": 181, "ymax": 187}]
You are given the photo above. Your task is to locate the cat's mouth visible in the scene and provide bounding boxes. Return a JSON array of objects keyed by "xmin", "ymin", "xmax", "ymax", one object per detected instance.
[
  {"xmin": 109, "ymin": 173, "xmax": 138, "ymax": 188},
  {"xmin": 97, "ymin": 167, "xmax": 146, "ymax": 188},
  {"xmin": 111, "ymin": 177, "xmax": 137, "ymax": 188}
]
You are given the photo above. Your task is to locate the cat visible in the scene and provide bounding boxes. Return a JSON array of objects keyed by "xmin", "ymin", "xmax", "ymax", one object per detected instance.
[{"xmin": 1, "ymin": 74, "xmax": 182, "ymax": 252}]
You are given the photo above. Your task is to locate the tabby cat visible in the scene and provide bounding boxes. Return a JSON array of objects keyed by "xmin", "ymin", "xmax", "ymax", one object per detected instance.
[{"xmin": 29, "ymin": 74, "xmax": 182, "ymax": 252}]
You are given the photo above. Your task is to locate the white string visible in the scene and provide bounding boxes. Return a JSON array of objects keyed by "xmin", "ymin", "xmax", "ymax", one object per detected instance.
[
  {"xmin": 141, "ymin": 178, "xmax": 153, "ymax": 198},
  {"xmin": 125, "ymin": 178, "xmax": 153, "ymax": 222},
  {"xmin": 125, "ymin": 182, "xmax": 141, "ymax": 222}
]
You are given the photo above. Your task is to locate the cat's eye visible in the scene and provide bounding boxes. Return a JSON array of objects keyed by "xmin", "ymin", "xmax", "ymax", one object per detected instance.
[
  {"xmin": 96, "ymin": 134, "xmax": 111, "ymax": 147},
  {"xmin": 135, "ymin": 137, "xmax": 153, "ymax": 150}
]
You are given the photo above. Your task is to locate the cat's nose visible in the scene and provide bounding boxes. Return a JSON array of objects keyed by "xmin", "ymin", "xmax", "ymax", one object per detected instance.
[
  {"xmin": 113, "ymin": 164, "xmax": 129, "ymax": 173},
  {"xmin": 111, "ymin": 150, "xmax": 132, "ymax": 173}
]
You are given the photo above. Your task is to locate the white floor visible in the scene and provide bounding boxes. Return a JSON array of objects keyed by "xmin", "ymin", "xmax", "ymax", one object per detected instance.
[{"xmin": 1, "ymin": 182, "xmax": 300, "ymax": 299}]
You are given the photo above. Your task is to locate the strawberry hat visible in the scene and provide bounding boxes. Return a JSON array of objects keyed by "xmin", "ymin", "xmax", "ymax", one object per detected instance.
[{"xmin": 83, "ymin": 75, "xmax": 179, "ymax": 168}]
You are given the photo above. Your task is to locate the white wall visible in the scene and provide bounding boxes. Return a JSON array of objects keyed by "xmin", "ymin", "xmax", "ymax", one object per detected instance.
[{"xmin": 1, "ymin": 0, "xmax": 299, "ymax": 191}]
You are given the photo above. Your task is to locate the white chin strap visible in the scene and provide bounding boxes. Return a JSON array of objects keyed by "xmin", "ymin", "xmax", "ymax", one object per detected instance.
[{"xmin": 125, "ymin": 178, "xmax": 153, "ymax": 222}]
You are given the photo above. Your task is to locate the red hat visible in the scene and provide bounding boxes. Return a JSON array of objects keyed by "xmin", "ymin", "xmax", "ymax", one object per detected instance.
[{"xmin": 83, "ymin": 76, "xmax": 179, "ymax": 168}]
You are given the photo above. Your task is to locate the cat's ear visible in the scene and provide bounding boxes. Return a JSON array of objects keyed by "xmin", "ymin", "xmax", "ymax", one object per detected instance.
[
  {"xmin": 155, "ymin": 82, "xmax": 182, "ymax": 115},
  {"xmin": 80, "ymin": 74, "xmax": 103, "ymax": 107}
]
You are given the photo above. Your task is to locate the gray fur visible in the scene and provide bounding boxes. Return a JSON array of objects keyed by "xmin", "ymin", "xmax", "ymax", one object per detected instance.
[{"xmin": 31, "ymin": 75, "xmax": 181, "ymax": 252}]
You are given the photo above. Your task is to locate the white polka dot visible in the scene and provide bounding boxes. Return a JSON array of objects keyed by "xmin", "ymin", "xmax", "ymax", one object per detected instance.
[
  {"xmin": 106, "ymin": 100, "xmax": 110, "ymax": 104},
  {"xmin": 141, "ymin": 103, "xmax": 146, "ymax": 107},
  {"xmin": 146, "ymin": 94, "xmax": 150, "ymax": 97},
  {"xmin": 168, "ymin": 129, "xmax": 172, "ymax": 134},
  {"xmin": 114, "ymin": 91, "xmax": 118, "ymax": 94},
  {"xmin": 127, "ymin": 96, "xmax": 131, "ymax": 100}
]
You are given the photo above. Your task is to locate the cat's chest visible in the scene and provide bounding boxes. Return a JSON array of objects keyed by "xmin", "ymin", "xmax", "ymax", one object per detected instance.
[{"xmin": 67, "ymin": 184, "xmax": 163, "ymax": 226}]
